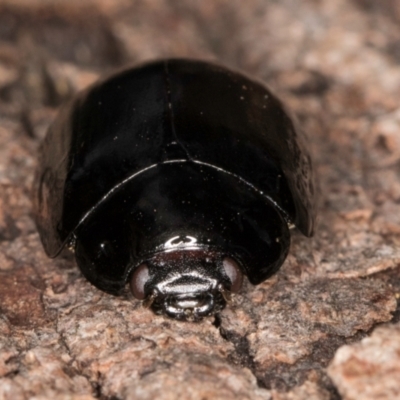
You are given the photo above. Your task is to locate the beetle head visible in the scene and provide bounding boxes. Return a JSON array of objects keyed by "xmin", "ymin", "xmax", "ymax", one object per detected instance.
[{"xmin": 129, "ymin": 250, "xmax": 243, "ymax": 321}]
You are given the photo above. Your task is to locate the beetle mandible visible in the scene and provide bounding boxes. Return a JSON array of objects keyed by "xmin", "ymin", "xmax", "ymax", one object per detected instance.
[{"xmin": 34, "ymin": 59, "xmax": 316, "ymax": 321}]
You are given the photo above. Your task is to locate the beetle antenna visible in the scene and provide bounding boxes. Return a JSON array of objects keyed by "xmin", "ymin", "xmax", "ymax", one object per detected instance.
[
  {"xmin": 219, "ymin": 285, "xmax": 232, "ymax": 303},
  {"xmin": 142, "ymin": 291, "xmax": 157, "ymax": 309}
]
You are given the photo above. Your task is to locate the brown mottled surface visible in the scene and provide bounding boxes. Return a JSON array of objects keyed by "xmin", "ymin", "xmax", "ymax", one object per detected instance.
[
  {"xmin": 0, "ymin": 0, "xmax": 399, "ymax": 399},
  {"xmin": 328, "ymin": 322, "xmax": 400, "ymax": 400}
]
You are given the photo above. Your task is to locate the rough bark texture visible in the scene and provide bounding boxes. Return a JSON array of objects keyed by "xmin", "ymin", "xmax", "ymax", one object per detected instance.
[{"xmin": 0, "ymin": 0, "xmax": 400, "ymax": 399}]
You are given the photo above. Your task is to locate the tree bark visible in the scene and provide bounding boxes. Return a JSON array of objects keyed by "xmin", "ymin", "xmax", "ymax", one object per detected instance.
[{"xmin": 0, "ymin": 1, "xmax": 399, "ymax": 399}]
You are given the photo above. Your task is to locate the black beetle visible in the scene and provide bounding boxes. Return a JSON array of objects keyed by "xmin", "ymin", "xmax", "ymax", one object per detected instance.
[{"xmin": 34, "ymin": 59, "xmax": 316, "ymax": 321}]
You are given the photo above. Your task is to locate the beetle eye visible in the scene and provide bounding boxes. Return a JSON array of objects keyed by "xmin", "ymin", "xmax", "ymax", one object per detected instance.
[
  {"xmin": 222, "ymin": 257, "xmax": 243, "ymax": 292},
  {"xmin": 130, "ymin": 263, "xmax": 150, "ymax": 300}
]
